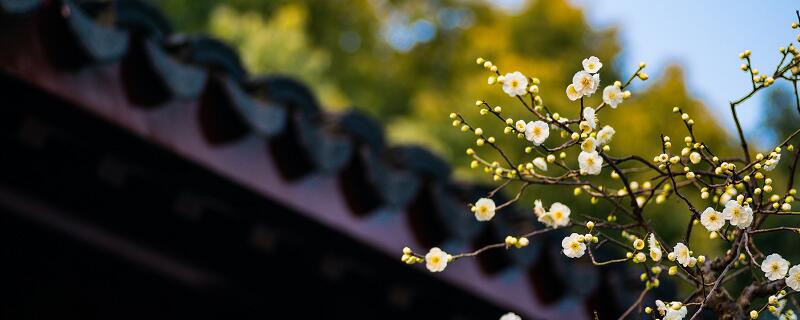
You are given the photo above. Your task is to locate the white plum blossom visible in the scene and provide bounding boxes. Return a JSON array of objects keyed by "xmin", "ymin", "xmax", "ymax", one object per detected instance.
[
  {"xmin": 515, "ymin": 120, "xmax": 527, "ymax": 133},
  {"xmin": 583, "ymin": 107, "xmax": 598, "ymax": 130},
  {"xmin": 664, "ymin": 305, "xmax": 688, "ymax": 320},
  {"xmin": 572, "ymin": 70, "xmax": 600, "ymax": 96},
  {"xmin": 602, "ymin": 85, "xmax": 623, "ymax": 108},
  {"xmin": 533, "ymin": 157, "xmax": 548, "ymax": 171},
  {"xmin": 538, "ymin": 202, "xmax": 571, "ymax": 228},
  {"xmin": 499, "ymin": 312, "xmax": 521, "ymax": 320},
  {"xmin": 761, "ymin": 253, "xmax": 790, "ymax": 281},
  {"xmin": 700, "ymin": 207, "xmax": 725, "ymax": 232},
  {"xmin": 689, "ymin": 152, "xmax": 702, "ymax": 164},
  {"xmin": 764, "ymin": 153, "xmax": 781, "ymax": 171},
  {"xmin": 502, "ymin": 71, "xmax": 529, "ymax": 97},
  {"xmin": 655, "ymin": 300, "xmax": 668, "ymax": 316},
  {"xmin": 581, "ymin": 137, "xmax": 597, "ymax": 152},
  {"xmin": 566, "ymin": 84, "xmax": 582, "ymax": 101},
  {"xmin": 562, "ymin": 233, "xmax": 586, "ymax": 258},
  {"xmin": 674, "ymin": 243, "xmax": 691, "ymax": 267},
  {"xmin": 656, "ymin": 301, "xmax": 687, "ymax": 320},
  {"xmin": 786, "ymin": 265, "xmax": 800, "ymax": 291},
  {"xmin": 582, "ymin": 56, "xmax": 603, "ymax": 73},
  {"xmin": 578, "ymin": 151, "xmax": 603, "ymax": 175},
  {"xmin": 596, "ymin": 125, "xmax": 615, "ymax": 145},
  {"xmin": 425, "ymin": 247, "xmax": 450, "ymax": 272},
  {"xmin": 723, "ymin": 200, "xmax": 753, "ymax": 229},
  {"xmin": 474, "ymin": 198, "xmax": 496, "ymax": 221},
  {"xmin": 525, "ymin": 121, "xmax": 550, "ymax": 145},
  {"xmin": 548, "ymin": 202, "xmax": 571, "ymax": 227},
  {"xmin": 649, "ymin": 233, "xmax": 662, "ymax": 261}
]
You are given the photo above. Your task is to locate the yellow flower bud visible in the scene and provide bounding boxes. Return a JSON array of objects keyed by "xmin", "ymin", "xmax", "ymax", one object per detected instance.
[
  {"xmin": 769, "ymin": 295, "xmax": 778, "ymax": 305},
  {"xmin": 668, "ymin": 266, "xmax": 678, "ymax": 275},
  {"xmin": 652, "ymin": 266, "xmax": 662, "ymax": 274},
  {"xmin": 505, "ymin": 236, "xmax": 517, "ymax": 246}
]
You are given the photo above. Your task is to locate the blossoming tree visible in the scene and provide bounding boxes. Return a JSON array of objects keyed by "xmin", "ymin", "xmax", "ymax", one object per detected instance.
[{"xmin": 401, "ymin": 12, "xmax": 800, "ymax": 320}]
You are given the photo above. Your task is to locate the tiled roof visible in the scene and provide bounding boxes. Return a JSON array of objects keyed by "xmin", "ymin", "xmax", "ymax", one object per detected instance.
[{"xmin": 0, "ymin": 1, "xmax": 636, "ymax": 318}]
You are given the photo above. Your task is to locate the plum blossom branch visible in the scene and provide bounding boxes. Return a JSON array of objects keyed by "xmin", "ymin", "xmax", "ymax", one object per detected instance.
[{"xmin": 401, "ymin": 13, "xmax": 800, "ymax": 320}]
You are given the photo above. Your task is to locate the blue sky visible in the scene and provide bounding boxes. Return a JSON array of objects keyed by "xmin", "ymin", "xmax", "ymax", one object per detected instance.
[{"xmin": 568, "ymin": 0, "xmax": 797, "ymax": 146}]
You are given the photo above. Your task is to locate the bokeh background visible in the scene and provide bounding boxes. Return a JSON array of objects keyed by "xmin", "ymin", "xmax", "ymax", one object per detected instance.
[{"xmin": 1, "ymin": 0, "xmax": 798, "ymax": 319}]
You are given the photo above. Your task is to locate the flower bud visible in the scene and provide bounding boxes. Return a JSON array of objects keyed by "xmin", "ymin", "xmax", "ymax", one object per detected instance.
[
  {"xmin": 668, "ymin": 266, "xmax": 678, "ymax": 275},
  {"xmin": 505, "ymin": 236, "xmax": 517, "ymax": 246}
]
